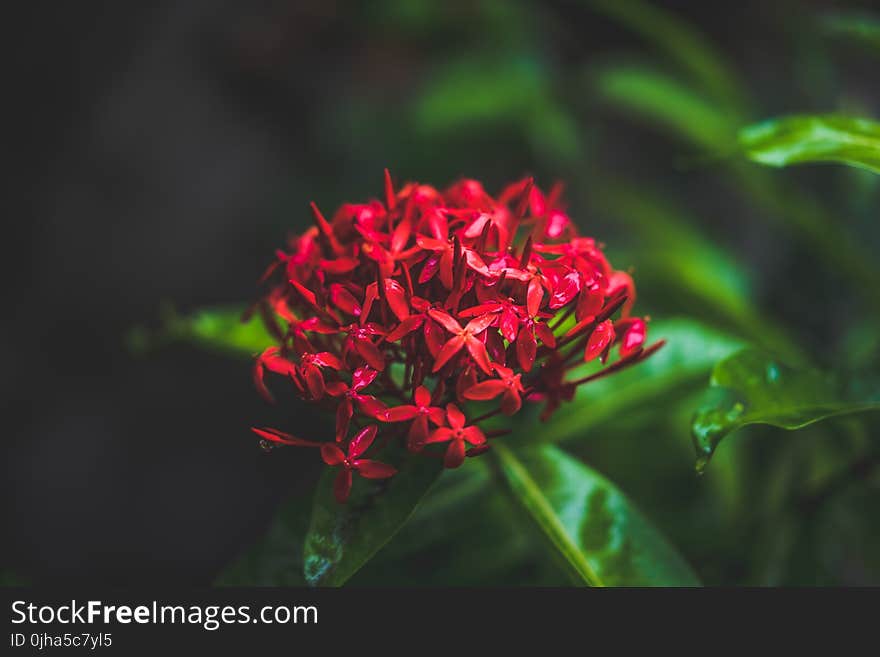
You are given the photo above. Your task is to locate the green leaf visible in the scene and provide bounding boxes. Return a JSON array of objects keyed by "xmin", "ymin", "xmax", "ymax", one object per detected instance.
[
  {"xmin": 693, "ymin": 349, "xmax": 880, "ymax": 472},
  {"xmin": 537, "ymin": 319, "xmax": 744, "ymax": 443},
  {"xmin": 591, "ymin": 70, "xmax": 880, "ymax": 305},
  {"xmin": 592, "ymin": 65, "xmax": 737, "ymax": 150},
  {"xmin": 414, "ymin": 54, "xmax": 581, "ymax": 163},
  {"xmin": 739, "ymin": 114, "xmax": 880, "ymax": 175},
  {"xmin": 493, "ymin": 443, "xmax": 701, "ymax": 586},
  {"xmin": 129, "ymin": 306, "xmax": 274, "ymax": 358},
  {"xmin": 820, "ymin": 11, "xmax": 880, "ymax": 52},
  {"xmin": 588, "ymin": 181, "xmax": 801, "ymax": 361},
  {"xmin": 303, "ymin": 447, "xmax": 444, "ymax": 586},
  {"xmin": 351, "ymin": 462, "xmax": 558, "ymax": 585},
  {"xmin": 585, "ymin": 0, "xmax": 748, "ymax": 113}
]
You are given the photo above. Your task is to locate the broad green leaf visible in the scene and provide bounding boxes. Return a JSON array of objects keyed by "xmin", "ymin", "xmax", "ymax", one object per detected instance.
[
  {"xmin": 739, "ymin": 115, "xmax": 880, "ymax": 175},
  {"xmin": 592, "ymin": 65, "xmax": 736, "ymax": 150},
  {"xmin": 129, "ymin": 306, "xmax": 274, "ymax": 357},
  {"xmin": 351, "ymin": 463, "xmax": 557, "ymax": 586},
  {"xmin": 537, "ymin": 319, "xmax": 744, "ymax": 443},
  {"xmin": 693, "ymin": 349, "xmax": 880, "ymax": 472},
  {"xmin": 820, "ymin": 11, "xmax": 880, "ymax": 51},
  {"xmin": 493, "ymin": 443, "xmax": 700, "ymax": 586},
  {"xmin": 585, "ymin": 0, "xmax": 748, "ymax": 113},
  {"xmin": 303, "ymin": 447, "xmax": 444, "ymax": 586}
]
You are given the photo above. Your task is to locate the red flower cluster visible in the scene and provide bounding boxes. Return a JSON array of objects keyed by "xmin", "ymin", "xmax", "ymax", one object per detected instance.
[{"xmin": 250, "ymin": 170, "xmax": 662, "ymax": 502}]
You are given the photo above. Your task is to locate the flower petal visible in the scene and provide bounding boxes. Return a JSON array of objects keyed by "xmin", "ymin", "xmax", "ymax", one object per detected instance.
[
  {"xmin": 313, "ymin": 352, "xmax": 344, "ymax": 370},
  {"xmin": 321, "ymin": 443, "xmax": 346, "ymax": 466},
  {"xmin": 348, "ymin": 424, "xmax": 379, "ymax": 460},
  {"xmin": 464, "ymin": 313, "xmax": 496, "ymax": 335},
  {"xmin": 527, "ymin": 277, "xmax": 544, "ymax": 317},
  {"xmin": 458, "ymin": 302, "xmax": 502, "ymax": 317},
  {"xmin": 432, "ymin": 335, "xmax": 466, "ymax": 372},
  {"xmin": 253, "ymin": 360, "xmax": 274, "ymax": 403},
  {"xmin": 329, "ymin": 284, "xmax": 362, "ymax": 316},
  {"xmin": 385, "ymin": 315, "xmax": 424, "ymax": 342},
  {"xmin": 384, "ymin": 278, "xmax": 410, "ymax": 321},
  {"xmin": 464, "ymin": 249, "xmax": 490, "ymax": 276},
  {"xmin": 464, "ymin": 336, "xmax": 492, "ymax": 375},
  {"xmin": 501, "ymin": 389, "xmax": 522, "ymax": 415},
  {"xmin": 356, "ymin": 395, "xmax": 388, "ymax": 419},
  {"xmin": 354, "ymin": 338, "xmax": 386, "ymax": 371},
  {"xmin": 302, "ymin": 364, "xmax": 325, "ymax": 400},
  {"xmin": 427, "ymin": 309, "xmax": 463, "ymax": 334},
  {"xmin": 619, "ymin": 318, "xmax": 646, "ymax": 358},
  {"xmin": 334, "ymin": 467, "xmax": 353, "ymax": 503},
  {"xmin": 443, "ymin": 440, "xmax": 466, "ymax": 469},
  {"xmin": 425, "ymin": 427, "xmax": 455, "ymax": 444},
  {"xmin": 534, "ymin": 321, "xmax": 556, "ymax": 348},
  {"xmin": 352, "ymin": 366, "xmax": 379, "ymax": 391},
  {"xmin": 516, "ymin": 327, "xmax": 537, "ymax": 372},
  {"xmin": 418, "ymin": 253, "xmax": 441, "ymax": 285},
  {"xmin": 354, "ymin": 459, "xmax": 398, "ymax": 479},
  {"xmin": 414, "ymin": 385, "xmax": 432, "ymax": 408},
  {"xmin": 462, "ymin": 425, "xmax": 486, "ymax": 445},
  {"xmin": 335, "ymin": 398, "xmax": 353, "ymax": 442},
  {"xmin": 427, "ymin": 407, "xmax": 446, "ymax": 426},
  {"xmin": 500, "ymin": 307, "xmax": 520, "ymax": 343},
  {"xmin": 412, "ymin": 318, "xmax": 439, "ymax": 358},
  {"xmin": 463, "ymin": 379, "xmax": 507, "ymax": 401},
  {"xmin": 585, "ymin": 319, "xmax": 616, "ymax": 362},
  {"xmin": 251, "ymin": 427, "xmax": 321, "ymax": 447},
  {"xmin": 576, "ymin": 288, "xmax": 603, "ymax": 322},
  {"xmin": 445, "ymin": 403, "xmax": 466, "ymax": 431},
  {"xmin": 549, "ymin": 271, "xmax": 580, "ymax": 309},
  {"xmin": 384, "ymin": 405, "xmax": 420, "ymax": 422}
]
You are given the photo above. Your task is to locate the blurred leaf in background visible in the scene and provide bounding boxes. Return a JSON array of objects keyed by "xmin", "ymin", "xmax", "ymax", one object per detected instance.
[
  {"xmin": 739, "ymin": 114, "xmax": 880, "ymax": 175},
  {"xmin": 820, "ymin": 10, "xmax": 880, "ymax": 53}
]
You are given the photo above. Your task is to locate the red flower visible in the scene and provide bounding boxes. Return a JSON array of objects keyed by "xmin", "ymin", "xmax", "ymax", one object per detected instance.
[
  {"xmin": 425, "ymin": 404, "xmax": 487, "ymax": 468},
  {"xmin": 326, "ymin": 366, "xmax": 387, "ymax": 442},
  {"xmin": 320, "ymin": 426, "xmax": 397, "ymax": 503},
  {"xmin": 462, "ymin": 364, "xmax": 526, "ymax": 415},
  {"xmin": 616, "ymin": 317, "xmax": 647, "ymax": 358},
  {"xmin": 428, "ymin": 309, "xmax": 495, "ymax": 374},
  {"xmin": 341, "ymin": 322, "xmax": 387, "ymax": 371},
  {"xmin": 585, "ymin": 319, "xmax": 615, "ymax": 362},
  {"xmin": 250, "ymin": 170, "xmax": 659, "ymax": 501},
  {"xmin": 253, "ymin": 346, "xmax": 297, "ymax": 403},
  {"xmin": 250, "ymin": 427, "xmax": 322, "ymax": 448},
  {"xmin": 382, "ymin": 385, "xmax": 446, "ymax": 451},
  {"xmin": 298, "ymin": 351, "xmax": 344, "ymax": 400}
]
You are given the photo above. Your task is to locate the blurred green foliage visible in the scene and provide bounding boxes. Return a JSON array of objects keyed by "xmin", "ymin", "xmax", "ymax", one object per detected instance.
[
  {"xmin": 151, "ymin": 0, "xmax": 880, "ymax": 585},
  {"xmin": 739, "ymin": 114, "xmax": 880, "ymax": 174}
]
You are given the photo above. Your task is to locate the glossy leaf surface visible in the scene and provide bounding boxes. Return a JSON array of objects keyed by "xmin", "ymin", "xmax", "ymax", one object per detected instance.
[
  {"xmin": 693, "ymin": 349, "xmax": 880, "ymax": 471},
  {"xmin": 493, "ymin": 443, "xmax": 700, "ymax": 586}
]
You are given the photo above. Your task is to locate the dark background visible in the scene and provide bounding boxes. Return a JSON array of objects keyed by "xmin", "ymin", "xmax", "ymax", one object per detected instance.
[{"xmin": 5, "ymin": 0, "xmax": 879, "ymax": 585}]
